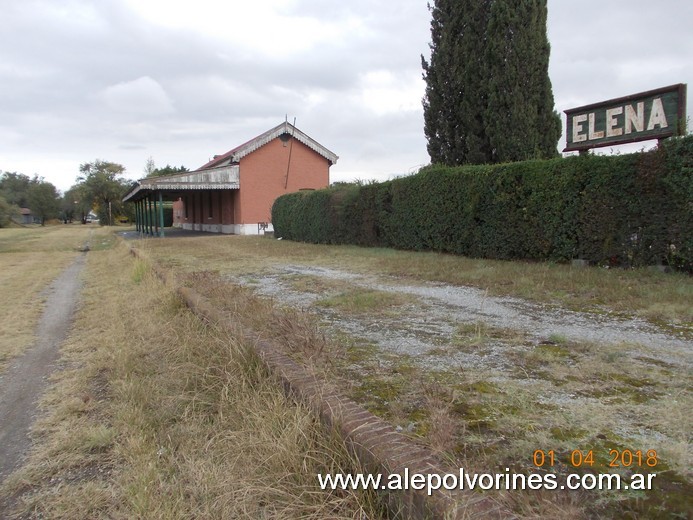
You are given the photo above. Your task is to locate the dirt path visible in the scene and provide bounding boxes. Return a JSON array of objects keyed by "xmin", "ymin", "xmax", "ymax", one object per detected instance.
[{"xmin": 0, "ymin": 253, "xmax": 86, "ymax": 484}]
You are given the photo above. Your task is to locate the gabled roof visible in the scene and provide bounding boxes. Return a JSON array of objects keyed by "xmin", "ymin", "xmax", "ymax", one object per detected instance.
[{"xmin": 198, "ymin": 121, "xmax": 339, "ymax": 170}]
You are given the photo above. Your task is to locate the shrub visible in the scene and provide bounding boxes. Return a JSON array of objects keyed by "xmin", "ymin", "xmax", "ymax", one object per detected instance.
[{"xmin": 271, "ymin": 136, "xmax": 692, "ymax": 270}]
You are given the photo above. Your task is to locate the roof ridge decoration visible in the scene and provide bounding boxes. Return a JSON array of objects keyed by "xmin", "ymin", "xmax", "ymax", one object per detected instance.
[{"xmin": 200, "ymin": 121, "xmax": 338, "ymax": 170}]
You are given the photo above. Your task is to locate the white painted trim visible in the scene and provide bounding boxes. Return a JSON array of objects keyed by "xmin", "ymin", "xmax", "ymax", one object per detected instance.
[
  {"xmin": 231, "ymin": 223, "xmax": 274, "ymax": 235},
  {"xmin": 181, "ymin": 222, "xmax": 273, "ymax": 235},
  {"xmin": 201, "ymin": 224, "xmax": 221, "ymax": 233},
  {"xmin": 199, "ymin": 122, "xmax": 339, "ymax": 171}
]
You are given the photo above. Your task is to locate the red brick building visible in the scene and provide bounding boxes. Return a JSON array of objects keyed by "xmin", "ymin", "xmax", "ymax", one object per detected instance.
[{"xmin": 123, "ymin": 121, "xmax": 338, "ymax": 235}]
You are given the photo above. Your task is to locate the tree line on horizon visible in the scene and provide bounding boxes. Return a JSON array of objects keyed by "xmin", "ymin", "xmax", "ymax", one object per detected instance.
[{"xmin": 0, "ymin": 159, "xmax": 188, "ymax": 227}]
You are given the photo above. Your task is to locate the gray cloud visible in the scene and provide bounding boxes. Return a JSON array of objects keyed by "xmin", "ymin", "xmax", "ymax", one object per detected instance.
[{"xmin": 1, "ymin": 0, "xmax": 691, "ymax": 191}]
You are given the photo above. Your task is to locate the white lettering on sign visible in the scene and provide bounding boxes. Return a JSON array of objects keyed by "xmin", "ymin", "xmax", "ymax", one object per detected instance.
[
  {"xmin": 588, "ymin": 113, "xmax": 604, "ymax": 140},
  {"xmin": 606, "ymin": 107, "xmax": 623, "ymax": 137},
  {"xmin": 625, "ymin": 102, "xmax": 644, "ymax": 134},
  {"xmin": 573, "ymin": 114, "xmax": 587, "ymax": 142},
  {"xmin": 647, "ymin": 97, "xmax": 668, "ymax": 130},
  {"xmin": 572, "ymin": 97, "xmax": 669, "ymax": 143}
]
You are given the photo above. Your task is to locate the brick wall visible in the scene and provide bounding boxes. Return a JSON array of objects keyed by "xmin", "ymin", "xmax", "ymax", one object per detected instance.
[{"xmin": 238, "ymin": 138, "xmax": 330, "ymax": 224}]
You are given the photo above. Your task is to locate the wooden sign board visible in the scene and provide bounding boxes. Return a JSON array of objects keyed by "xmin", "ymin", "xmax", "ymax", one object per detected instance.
[{"xmin": 564, "ymin": 83, "xmax": 687, "ymax": 152}]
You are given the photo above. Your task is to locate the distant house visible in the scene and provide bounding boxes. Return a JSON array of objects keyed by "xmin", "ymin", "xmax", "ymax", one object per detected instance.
[
  {"xmin": 17, "ymin": 207, "xmax": 35, "ymax": 225},
  {"xmin": 123, "ymin": 121, "xmax": 338, "ymax": 235}
]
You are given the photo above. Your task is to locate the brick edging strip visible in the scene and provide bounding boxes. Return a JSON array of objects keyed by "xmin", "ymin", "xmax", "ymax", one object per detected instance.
[{"xmin": 129, "ymin": 246, "xmax": 513, "ymax": 519}]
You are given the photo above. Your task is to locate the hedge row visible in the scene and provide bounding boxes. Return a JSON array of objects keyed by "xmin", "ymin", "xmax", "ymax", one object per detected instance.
[{"xmin": 272, "ymin": 136, "xmax": 692, "ymax": 270}]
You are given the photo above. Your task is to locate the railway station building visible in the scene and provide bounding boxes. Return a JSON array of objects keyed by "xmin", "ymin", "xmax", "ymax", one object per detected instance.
[{"xmin": 123, "ymin": 121, "xmax": 338, "ymax": 236}]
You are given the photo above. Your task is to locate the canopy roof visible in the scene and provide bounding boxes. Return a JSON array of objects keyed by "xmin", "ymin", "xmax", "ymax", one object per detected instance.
[{"xmin": 123, "ymin": 165, "xmax": 239, "ymax": 202}]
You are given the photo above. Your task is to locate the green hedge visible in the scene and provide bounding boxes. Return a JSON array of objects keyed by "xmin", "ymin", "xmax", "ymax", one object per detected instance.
[{"xmin": 272, "ymin": 136, "xmax": 692, "ymax": 270}]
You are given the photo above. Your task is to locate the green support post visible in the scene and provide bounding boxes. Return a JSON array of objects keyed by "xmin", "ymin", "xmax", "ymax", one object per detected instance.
[
  {"xmin": 150, "ymin": 196, "xmax": 154, "ymax": 236},
  {"xmin": 158, "ymin": 192, "xmax": 165, "ymax": 237},
  {"xmin": 146, "ymin": 197, "xmax": 151, "ymax": 235},
  {"xmin": 152, "ymin": 196, "xmax": 157, "ymax": 236}
]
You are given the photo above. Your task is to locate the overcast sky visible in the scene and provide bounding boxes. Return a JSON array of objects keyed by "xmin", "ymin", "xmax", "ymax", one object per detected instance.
[{"xmin": 1, "ymin": 0, "xmax": 691, "ymax": 192}]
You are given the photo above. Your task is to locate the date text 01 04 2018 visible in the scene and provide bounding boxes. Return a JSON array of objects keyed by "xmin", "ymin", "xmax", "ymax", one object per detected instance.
[{"xmin": 533, "ymin": 448, "xmax": 659, "ymax": 469}]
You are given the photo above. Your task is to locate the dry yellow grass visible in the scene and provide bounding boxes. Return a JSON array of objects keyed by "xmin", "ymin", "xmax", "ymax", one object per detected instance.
[
  {"xmin": 0, "ymin": 238, "xmax": 383, "ymax": 519},
  {"xmin": 0, "ymin": 225, "xmax": 106, "ymax": 373}
]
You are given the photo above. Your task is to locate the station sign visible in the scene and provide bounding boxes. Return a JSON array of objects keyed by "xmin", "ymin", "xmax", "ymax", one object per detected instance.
[{"xmin": 564, "ymin": 84, "xmax": 686, "ymax": 152}]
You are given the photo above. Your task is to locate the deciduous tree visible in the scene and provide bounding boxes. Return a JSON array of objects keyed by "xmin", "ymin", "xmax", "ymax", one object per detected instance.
[
  {"xmin": 0, "ymin": 195, "xmax": 18, "ymax": 227},
  {"xmin": 27, "ymin": 181, "xmax": 60, "ymax": 225},
  {"xmin": 0, "ymin": 171, "xmax": 32, "ymax": 208},
  {"xmin": 148, "ymin": 164, "xmax": 189, "ymax": 178},
  {"xmin": 77, "ymin": 160, "xmax": 130, "ymax": 225}
]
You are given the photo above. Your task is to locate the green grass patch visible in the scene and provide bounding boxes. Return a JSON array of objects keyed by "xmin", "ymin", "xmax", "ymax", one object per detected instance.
[{"xmin": 316, "ymin": 288, "xmax": 411, "ymax": 314}]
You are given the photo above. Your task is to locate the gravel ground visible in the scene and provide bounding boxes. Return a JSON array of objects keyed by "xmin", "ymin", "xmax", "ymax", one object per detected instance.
[{"xmin": 235, "ymin": 264, "xmax": 691, "ymax": 371}]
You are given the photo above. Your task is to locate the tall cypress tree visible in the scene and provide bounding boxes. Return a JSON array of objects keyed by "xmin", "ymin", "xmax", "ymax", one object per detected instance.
[
  {"xmin": 422, "ymin": 0, "xmax": 561, "ymax": 165},
  {"xmin": 422, "ymin": 0, "xmax": 490, "ymax": 165}
]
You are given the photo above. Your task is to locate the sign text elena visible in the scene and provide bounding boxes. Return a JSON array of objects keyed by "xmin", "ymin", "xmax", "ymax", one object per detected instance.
[{"xmin": 564, "ymin": 84, "xmax": 686, "ymax": 152}]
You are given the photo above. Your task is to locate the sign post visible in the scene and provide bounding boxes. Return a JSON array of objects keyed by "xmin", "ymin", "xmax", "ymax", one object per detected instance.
[{"xmin": 564, "ymin": 84, "xmax": 686, "ymax": 153}]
